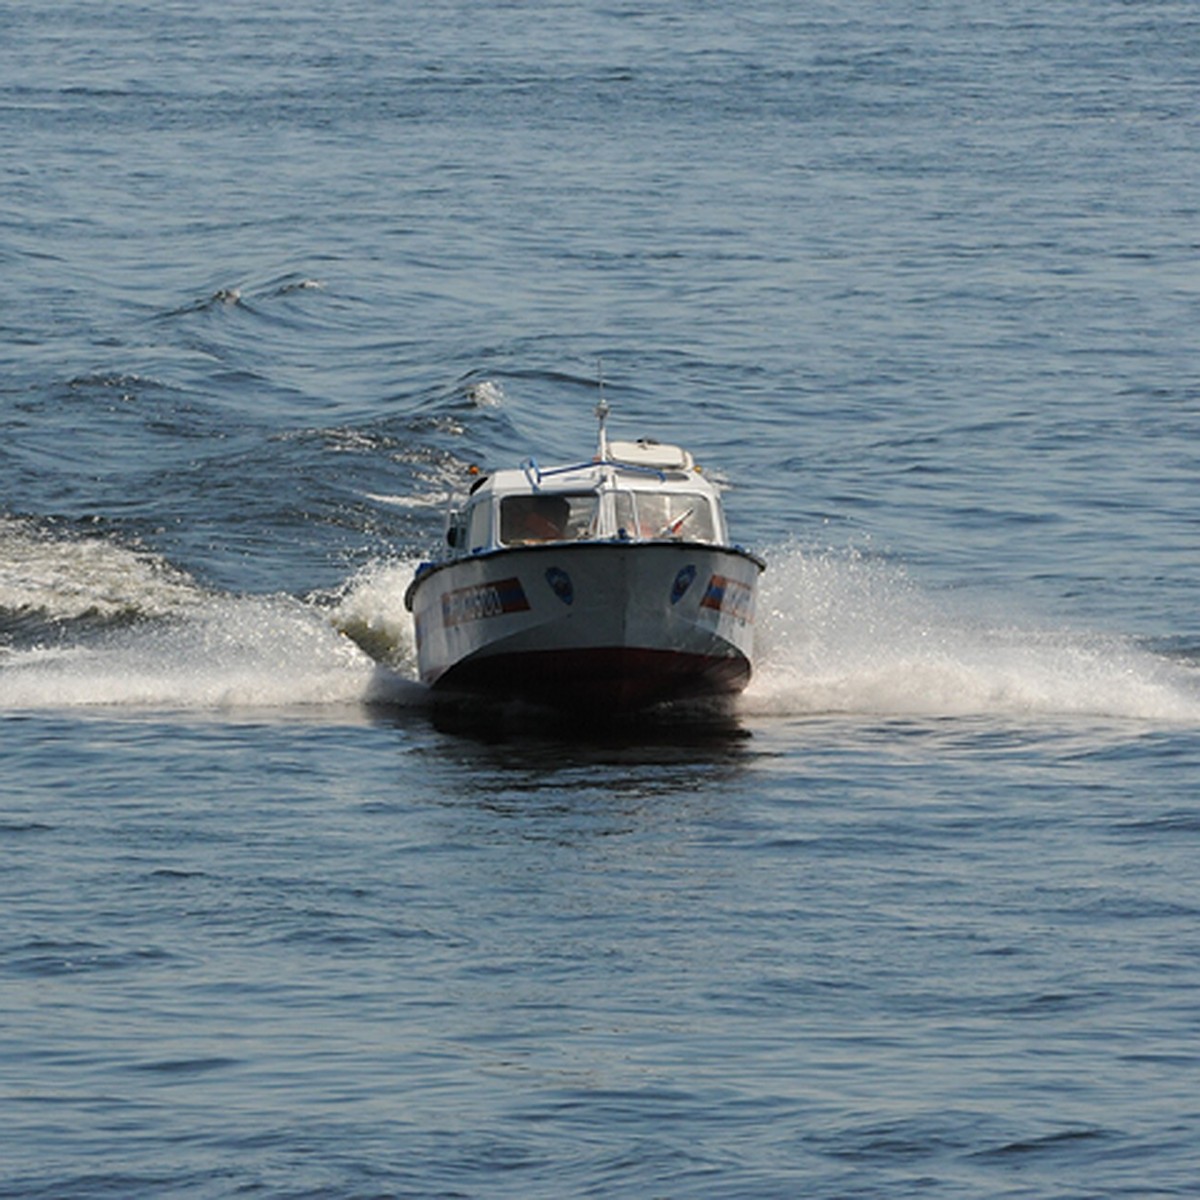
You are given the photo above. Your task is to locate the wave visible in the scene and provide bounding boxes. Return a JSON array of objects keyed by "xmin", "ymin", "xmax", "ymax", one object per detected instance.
[
  {"xmin": 322, "ymin": 558, "xmax": 420, "ymax": 670},
  {"xmin": 0, "ymin": 517, "xmax": 202, "ymax": 624},
  {"xmin": 0, "ymin": 521, "xmax": 422, "ymax": 713},
  {"xmin": 742, "ymin": 545, "xmax": 1200, "ymax": 724},
  {"xmin": 158, "ymin": 275, "xmax": 326, "ymax": 322},
  {"xmin": 0, "ymin": 592, "xmax": 421, "ymax": 713},
  {"xmin": 2, "ymin": 524, "xmax": 1196, "ymax": 724}
]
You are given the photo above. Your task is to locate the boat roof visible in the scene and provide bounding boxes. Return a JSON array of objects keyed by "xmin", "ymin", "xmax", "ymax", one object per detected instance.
[{"xmin": 474, "ymin": 439, "xmax": 716, "ymax": 498}]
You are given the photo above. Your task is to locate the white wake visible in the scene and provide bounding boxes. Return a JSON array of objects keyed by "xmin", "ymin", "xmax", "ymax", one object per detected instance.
[
  {"xmin": 3, "ymin": 523, "xmax": 1196, "ymax": 724},
  {"xmin": 742, "ymin": 545, "xmax": 1200, "ymax": 724},
  {"xmin": 0, "ymin": 521, "xmax": 423, "ymax": 713}
]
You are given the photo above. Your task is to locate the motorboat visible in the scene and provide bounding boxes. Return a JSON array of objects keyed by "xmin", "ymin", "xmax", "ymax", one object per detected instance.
[{"xmin": 404, "ymin": 401, "xmax": 765, "ymax": 713}]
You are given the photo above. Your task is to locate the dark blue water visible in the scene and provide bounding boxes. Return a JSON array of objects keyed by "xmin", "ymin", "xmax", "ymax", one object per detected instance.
[{"xmin": 3, "ymin": 3, "xmax": 1199, "ymax": 1196}]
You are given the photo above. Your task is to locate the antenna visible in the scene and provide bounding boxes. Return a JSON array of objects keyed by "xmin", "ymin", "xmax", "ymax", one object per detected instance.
[{"xmin": 595, "ymin": 359, "xmax": 610, "ymax": 459}]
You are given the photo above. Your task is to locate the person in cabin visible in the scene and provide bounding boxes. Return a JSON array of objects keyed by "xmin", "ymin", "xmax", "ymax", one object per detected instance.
[{"xmin": 501, "ymin": 494, "xmax": 571, "ymax": 543}]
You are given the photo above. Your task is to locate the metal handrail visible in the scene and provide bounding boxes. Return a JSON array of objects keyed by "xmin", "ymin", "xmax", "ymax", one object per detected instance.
[{"xmin": 519, "ymin": 457, "xmax": 670, "ymax": 493}]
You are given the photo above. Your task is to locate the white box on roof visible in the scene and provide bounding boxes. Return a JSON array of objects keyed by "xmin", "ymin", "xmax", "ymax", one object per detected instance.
[{"xmin": 608, "ymin": 439, "xmax": 695, "ymax": 472}]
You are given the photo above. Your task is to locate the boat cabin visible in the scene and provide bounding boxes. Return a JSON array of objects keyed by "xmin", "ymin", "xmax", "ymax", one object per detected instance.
[{"xmin": 445, "ymin": 439, "xmax": 729, "ymax": 556}]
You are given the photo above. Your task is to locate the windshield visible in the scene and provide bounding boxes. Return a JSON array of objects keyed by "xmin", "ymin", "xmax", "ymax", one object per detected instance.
[
  {"xmin": 614, "ymin": 492, "xmax": 715, "ymax": 542},
  {"xmin": 500, "ymin": 492, "xmax": 599, "ymax": 544}
]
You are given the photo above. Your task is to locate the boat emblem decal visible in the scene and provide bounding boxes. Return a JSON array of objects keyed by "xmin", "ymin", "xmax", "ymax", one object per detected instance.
[
  {"xmin": 670, "ymin": 564, "xmax": 696, "ymax": 604},
  {"xmin": 545, "ymin": 567, "xmax": 574, "ymax": 605},
  {"xmin": 442, "ymin": 577, "xmax": 531, "ymax": 627},
  {"xmin": 700, "ymin": 574, "xmax": 754, "ymax": 623}
]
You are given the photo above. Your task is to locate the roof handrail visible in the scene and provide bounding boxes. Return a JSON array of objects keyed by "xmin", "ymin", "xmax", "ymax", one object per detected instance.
[
  {"xmin": 599, "ymin": 457, "xmax": 667, "ymax": 481},
  {"xmin": 520, "ymin": 457, "xmax": 542, "ymax": 491},
  {"xmin": 517, "ymin": 456, "xmax": 674, "ymax": 486}
]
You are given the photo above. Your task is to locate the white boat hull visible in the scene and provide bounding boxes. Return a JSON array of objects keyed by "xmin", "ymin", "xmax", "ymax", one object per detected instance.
[{"xmin": 407, "ymin": 542, "xmax": 762, "ymax": 712}]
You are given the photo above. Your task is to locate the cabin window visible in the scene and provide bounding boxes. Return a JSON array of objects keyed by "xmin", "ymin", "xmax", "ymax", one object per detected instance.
[
  {"xmin": 500, "ymin": 493, "xmax": 599, "ymax": 545},
  {"xmin": 614, "ymin": 492, "xmax": 715, "ymax": 542}
]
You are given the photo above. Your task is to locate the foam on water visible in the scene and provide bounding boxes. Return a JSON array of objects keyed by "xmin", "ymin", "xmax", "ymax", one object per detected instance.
[
  {"xmin": 323, "ymin": 558, "xmax": 420, "ymax": 670},
  {"xmin": 0, "ymin": 523, "xmax": 423, "ymax": 712},
  {"xmin": 744, "ymin": 545, "xmax": 1200, "ymax": 724},
  {"xmin": 3, "ymin": 522, "xmax": 1196, "ymax": 723},
  {"xmin": 466, "ymin": 378, "xmax": 506, "ymax": 408},
  {"xmin": 0, "ymin": 595, "xmax": 416, "ymax": 711},
  {"xmin": 0, "ymin": 517, "xmax": 201, "ymax": 623}
]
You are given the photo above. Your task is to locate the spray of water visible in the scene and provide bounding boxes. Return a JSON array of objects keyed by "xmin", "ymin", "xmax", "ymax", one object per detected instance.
[
  {"xmin": 1, "ymin": 523, "xmax": 1196, "ymax": 722},
  {"xmin": 0, "ymin": 522, "xmax": 423, "ymax": 712},
  {"xmin": 323, "ymin": 559, "xmax": 419, "ymax": 671},
  {"xmin": 0, "ymin": 594, "xmax": 388, "ymax": 710},
  {"xmin": 742, "ymin": 544, "xmax": 1200, "ymax": 723},
  {"xmin": 0, "ymin": 516, "xmax": 200, "ymax": 622}
]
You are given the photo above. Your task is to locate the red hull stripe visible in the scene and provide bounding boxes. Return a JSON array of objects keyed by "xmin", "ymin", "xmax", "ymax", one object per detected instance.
[
  {"xmin": 434, "ymin": 646, "xmax": 750, "ymax": 712},
  {"xmin": 441, "ymin": 576, "xmax": 531, "ymax": 627}
]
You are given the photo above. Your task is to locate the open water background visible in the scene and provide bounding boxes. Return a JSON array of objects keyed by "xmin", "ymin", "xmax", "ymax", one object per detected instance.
[{"xmin": 3, "ymin": 2, "xmax": 1200, "ymax": 1196}]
